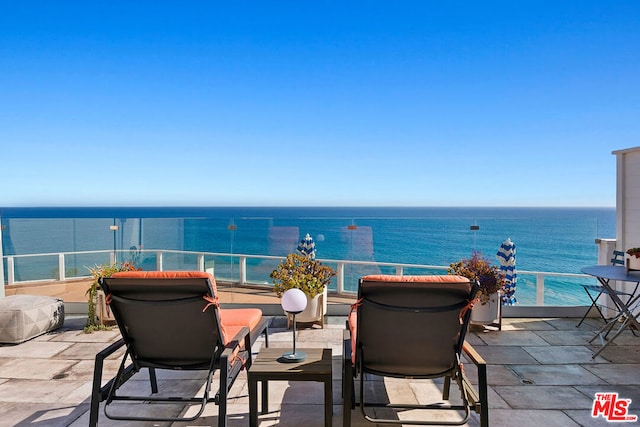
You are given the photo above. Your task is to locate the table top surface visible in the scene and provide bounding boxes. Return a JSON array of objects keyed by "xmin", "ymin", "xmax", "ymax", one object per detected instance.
[
  {"xmin": 249, "ymin": 347, "xmax": 332, "ymax": 375},
  {"xmin": 581, "ymin": 265, "xmax": 640, "ymax": 282}
]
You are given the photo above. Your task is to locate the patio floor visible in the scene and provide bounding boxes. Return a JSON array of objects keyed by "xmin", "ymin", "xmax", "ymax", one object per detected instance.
[
  {"xmin": 1, "ymin": 312, "xmax": 639, "ymax": 427},
  {"xmin": 2, "ymin": 281, "xmax": 640, "ymax": 426}
]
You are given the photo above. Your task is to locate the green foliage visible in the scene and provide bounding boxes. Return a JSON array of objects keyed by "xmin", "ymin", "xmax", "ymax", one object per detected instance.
[
  {"xmin": 448, "ymin": 251, "xmax": 506, "ymax": 302},
  {"xmin": 85, "ymin": 261, "xmax": 140, "ymax": 330},
  {"xmin": 270, "ymin": 253, "xmax": 336, "ymax": 298},
  {"xmin": 83, "ymin": 324, "xmax": 113, "ymax": 334}
]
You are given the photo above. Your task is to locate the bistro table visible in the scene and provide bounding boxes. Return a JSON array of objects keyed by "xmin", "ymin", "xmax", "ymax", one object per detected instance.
[{"xmin": 581, "ymin": 265, "xmax": 640, "ymax": 358}]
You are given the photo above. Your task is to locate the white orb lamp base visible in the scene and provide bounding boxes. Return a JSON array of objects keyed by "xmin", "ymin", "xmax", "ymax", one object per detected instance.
[{"xmin": 280, "ymin": 289, "xmax": 308, "ymax": 363}]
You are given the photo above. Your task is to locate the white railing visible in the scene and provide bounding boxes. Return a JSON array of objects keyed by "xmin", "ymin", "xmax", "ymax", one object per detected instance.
[{"xmin": 2, "ymin": 248, "xmax": 598, "ymax": 306}]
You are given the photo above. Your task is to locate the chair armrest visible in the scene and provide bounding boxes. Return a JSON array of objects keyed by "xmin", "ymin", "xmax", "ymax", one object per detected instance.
[
  {"xmin": 223, "ymin": 326, "xmax": 250, "ymax": 350},
  {"xmin": 97, "ymin": 337, "xmax": 126, "ymax": 359},
  {"xmin": 461, "ymin": 340, "xmax": 489, "ymax": 424},
  {"xmin": 94, "ymin": 338, "xmax": 130, "ymax": 399},
  {"xmin": 222, "ymin": 326, "xmax": 251, "ymax": 368},
  {"xmin": 222, "ymin": 326, "xmax": 251, "ymax": 356},
  {"xmin": 462, "ymin": 341, "xmax": 486, "ymax": 367}
]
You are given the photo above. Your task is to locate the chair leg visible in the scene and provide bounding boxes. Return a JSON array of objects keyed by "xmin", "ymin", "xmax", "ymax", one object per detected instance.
[
  {"xmin": 343, "ymin": 329, "xmax": 353, "ymax": 425},
  {"xmin": 442, "ymin": 375, "xmax": 451, "ymax": 400},
  {"xmin": 263, "ymin": 325, "xmax": 269, "ymax": 348},
  {"xmin": 474, "ymin": 361, "xmax": 489, "ymax": 427},
  {"xmin": 577, "ymin": 288, "xmax": 605, "ymax": 327},
  {"xmin": 219, "ymin": 356, "xmax": 229, "ymax": 427},
  {"xmin": 149, "ymin": 367, "xmax": 158, "ymax": 393},
  {"xmin": 90, "ymin": 339, "xmax": 126, "ymax": 427},
  {"xmin": 89, "ymin": 350, "xmax": 106, "ymax": 427},
  {"xmin": 343, "ymin": 359, "xmax": 352, "ymax": 427}
]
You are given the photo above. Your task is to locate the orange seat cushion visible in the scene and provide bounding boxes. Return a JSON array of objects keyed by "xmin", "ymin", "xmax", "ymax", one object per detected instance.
[
  {"xmin": 219, "ymin": 308, "xmax": 263, "ymax": 330},
  {"xmin": 361, "ymin": 274, "xmax": 470, "ymax": 283},
  {"xmin": 111, "ymin": 270, "xmax": 212, "ymax": 280},
  {"xmin": 110, "ymin": 270, "xmax": 218, "ymax": 296},
  {"xmin": 219, "ymin": 309, "xmax": 263, "ymax": 347}
]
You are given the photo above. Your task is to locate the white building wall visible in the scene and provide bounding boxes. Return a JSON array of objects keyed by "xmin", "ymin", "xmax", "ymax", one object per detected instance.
[
  {"xmin": 0, "ymin": 223, "xmax": 4, "ymax": 296},
  {"xmin": 610, "ymin": 146, "xmax": 640, "ymax": 316},
  {"xmin": 614, "ymin": 146, "xmax": 640, "ymax": 251}
]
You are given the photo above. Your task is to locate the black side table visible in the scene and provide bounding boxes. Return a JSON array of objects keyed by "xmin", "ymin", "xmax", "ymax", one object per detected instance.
[{"xmin": 248, "ymin": 347, "xmax": 332, "ymax": 427}]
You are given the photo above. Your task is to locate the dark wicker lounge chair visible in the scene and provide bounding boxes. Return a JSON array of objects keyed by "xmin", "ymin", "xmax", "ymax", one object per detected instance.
[
  {"xmin": 343, "ymin": 274, "xmax": 488, "ymax": 426},
  {"xmin": 89, "ymin": 271, "xmax": 268, "ymax": 427}
]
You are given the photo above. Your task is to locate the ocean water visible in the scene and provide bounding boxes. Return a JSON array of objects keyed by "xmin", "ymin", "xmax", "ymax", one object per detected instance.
[{"xmin": 1, "ymin": 207, "xmax": 615, "ymax": 305}]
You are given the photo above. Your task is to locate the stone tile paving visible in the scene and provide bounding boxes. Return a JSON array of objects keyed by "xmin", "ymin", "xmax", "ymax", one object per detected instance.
[{"xmin": 0, "ymin": 315, "xmax": 639, "ymax": 426}]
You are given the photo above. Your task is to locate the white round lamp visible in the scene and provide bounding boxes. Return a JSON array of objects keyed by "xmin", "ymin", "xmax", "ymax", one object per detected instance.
[{"xmin": 280, "ymin": 288, "xmax": 308, "ymax": 362}]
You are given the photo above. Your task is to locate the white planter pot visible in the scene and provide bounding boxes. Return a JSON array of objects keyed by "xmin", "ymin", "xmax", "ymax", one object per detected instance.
[
  {"xmin": 625, "ymin": 254, "xmax": 640, "ymax": 272},
  {"xmin": 287, "ymin": 287, "xmax": 327, "ymax": 328},
  {"xmin": 96, "ymin": 289, "xmax": 116, "ymax": 325},
  {"xmin": 471, "ymin": 292, "xmax": 500, "ymax": 324}
]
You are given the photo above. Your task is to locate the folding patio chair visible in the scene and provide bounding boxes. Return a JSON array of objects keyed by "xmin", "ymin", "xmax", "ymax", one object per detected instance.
[
  {"xmin": 89, "ymin": 271, "xmax": 269, "ymax": 427},
  {"xmin": 343, "ymin": 275, "xmax": 488, "ymax": 426},
  {"xmin": 577, "ymin": 250, "xmax": 640, "ymax": 327}
]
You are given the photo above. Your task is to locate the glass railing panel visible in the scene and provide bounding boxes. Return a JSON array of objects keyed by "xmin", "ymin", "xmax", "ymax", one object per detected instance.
[
  {"xmin": 1, "ymin": 207, "xmax": 617, "ymax": 306},
  {"xmin": 207, "ymin": 255, "xmax": 238, "ymax": 283},
  {"xmin": 135, "ymin": 252, "xmax": 158, "ymax": 272},
  {"xmin": 66, "ymin": 252, "xmax": 111, "ymax": 278},
  {"xmin": 543, "ymin": 275, "xmax": 595, "ymax": 306},
  {"xmin": 13, "ymin": 255, "xmax": 59, "ymax": 282},
  {"xmin": 159, "ymin": 251, "xmax": 200, "ymax": 271},
  {"xmin": 403, "ymin": 266, "xmax": 449, "ymax": 276},
  {"xmin": 321, "ymin": 261, "xmax": 339, "ymax": 293},
  {"xmin": 245, "ymin": 257, "xmax": 278, "ymax": 286},
  {"xmin": 204, "ymin": 257, "xmax": 216, "ymax": 276},
  {"xmin": 341, "ymin": 264, "xmax": 394, "ymax": 293},
  {"xmin": 2, "ymin": 217, "xmax": 113, "ymax": 256},
  {"xmin": 510, "ymin": 275, "xmax": 537, "ymax": 306}
]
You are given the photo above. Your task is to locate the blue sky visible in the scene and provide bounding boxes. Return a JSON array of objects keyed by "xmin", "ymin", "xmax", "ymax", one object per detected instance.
[{"xmin": 1, "ymin": 1, "xmax": 637, "ymax": 207}]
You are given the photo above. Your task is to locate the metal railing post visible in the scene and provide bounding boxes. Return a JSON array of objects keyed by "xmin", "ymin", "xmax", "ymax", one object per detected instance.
[
  {"xmin": 58, "ymin": 253, "xmax": 66, "ymax": 281},
  {"xmin": 239, "ymin": 256, "xmax": 247, "ymax": 285},
  {"xmin": 156, "ymin": 251, "xmax": 163, "ymax": 271},
  {"xmin": 0, "ymin": 223, "xmax": 4, "ymax": 296},
  {"xmin": 336, "ymin": 262, "xmax": 345, "ymax": 294},
  {"xmin": 536, "ymin": 273, "xmax": 545, "ymax": 306},
  {"xmin": 7, "ymin": 257, "xmax": 15, "ymax": 286},
  {"xmin": 197, "ymin": 254, "xmax": 205, "ymax": 272}
]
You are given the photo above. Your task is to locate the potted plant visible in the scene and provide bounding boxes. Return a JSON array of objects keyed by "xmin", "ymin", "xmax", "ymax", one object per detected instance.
[
  {"xmin": 85, "ymin": 261, "xmax": 141, "ymax": 332},
  {"xmin": 270, "ymin": 253, "xmax": 336, "ymax": 327},
  {"xmin": 625, "ymin": 247, "xmax": 640, "ymax": 272},
  {"xmin": 448, "ymin": 251, "xmax": 506, "ymax": 324}
]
